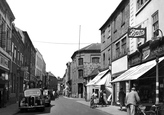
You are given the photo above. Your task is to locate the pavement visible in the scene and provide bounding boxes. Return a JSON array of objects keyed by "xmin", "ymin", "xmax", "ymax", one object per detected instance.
[
  {"xmin": 64, "ymin": 96, "xmax": 127, "ymax": 115},
  {"xmin": 0, "ymin": 102, "xmax": 19, "ymax": 115},
  {"xmin": 0, "ymin": 96, "xmax": 127, "ymax": 115}
]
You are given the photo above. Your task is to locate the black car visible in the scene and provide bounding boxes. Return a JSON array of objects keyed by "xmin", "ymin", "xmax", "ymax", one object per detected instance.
[{"xmin": 19, "ymin": 88, "xmax": 45, "ymax": 112}]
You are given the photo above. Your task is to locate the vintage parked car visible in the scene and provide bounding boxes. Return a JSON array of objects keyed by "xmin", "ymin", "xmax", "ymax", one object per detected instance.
[
  {"xmin": 19, "ymin": 88, "xmax": 45, "ymax": 112},
  {"xmin": 43, "ymin": 89, "xmax": 51, "ymax": 106}
]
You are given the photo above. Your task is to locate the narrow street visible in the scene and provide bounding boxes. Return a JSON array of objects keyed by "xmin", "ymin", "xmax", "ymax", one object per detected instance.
[{"xmin": 14, "ymin": 96, "xmax": 110, "ymax": 115}]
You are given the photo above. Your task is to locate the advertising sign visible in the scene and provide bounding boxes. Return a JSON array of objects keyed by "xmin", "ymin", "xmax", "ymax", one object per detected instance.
[{"xmin": 128, "ymin": 28, "xmax": 146, "ymax": 38}]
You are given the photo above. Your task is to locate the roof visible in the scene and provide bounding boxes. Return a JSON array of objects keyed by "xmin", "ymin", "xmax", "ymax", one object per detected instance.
[
  {"xmin": 87, "ymin": 66, "xmax": 101, "ymax": 77},
  {"xmin": 71, "ymin": 43, "xmax": 101, "ymax": 59},
  {"xmin": 99, "ymin": 0, "xmax": 128, "ymax": 30},
  {"xmin": 48, "ymin": 72, "xmax": 55, "ymax": 77}
]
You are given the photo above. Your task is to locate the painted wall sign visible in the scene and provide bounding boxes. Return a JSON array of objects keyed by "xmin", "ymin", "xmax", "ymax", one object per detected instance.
[
  {"xmin": 128, "ymin": 28, "xmax": 146, "ymax": 38},
  {"xmin": 142, "ymin": 46, "xmax": 150, "ymax": 60},
  {"xmin": 0, "ymin": 53, "xmax": 9, "ymax": 70}
]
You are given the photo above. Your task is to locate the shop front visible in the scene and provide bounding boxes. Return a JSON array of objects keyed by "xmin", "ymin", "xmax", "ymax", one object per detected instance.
[
  {"xmin": 86, "ymin": 69, "xmax": 109, "ymax": 101},
  {"xmin": 111, "ymin": 55, "xmax": 128, "ymax": 105},
  {"xmin": 0, "ymin": 53, "xmax": 10, "ymax": 108},
  {"xmin": 112, "ymin": 40, "xmax": 164, "ymax": 105}
]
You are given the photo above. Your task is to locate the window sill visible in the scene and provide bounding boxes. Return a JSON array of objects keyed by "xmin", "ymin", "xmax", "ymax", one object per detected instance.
[
  {"xmin": 114, "ymin": 29, "xmax": 117, "ymax": 34},
  {"xmin": 136, "ymin": 0, "xmax": 151, "ymax": 16},
  {"xmin": 107, "ymin": 36, "xmax": 111, "ymax": 39},
  {"xmin": 121, "ymin": 22, "xmax": 125, "ymax": 27}
]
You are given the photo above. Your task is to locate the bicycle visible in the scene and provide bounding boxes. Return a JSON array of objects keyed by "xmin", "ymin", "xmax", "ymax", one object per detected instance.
[{"xmin": 135, "ymin": 104, "xmax": 156, "ymax": 115}]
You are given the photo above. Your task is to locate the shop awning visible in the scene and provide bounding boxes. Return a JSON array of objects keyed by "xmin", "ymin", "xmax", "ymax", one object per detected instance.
[
  {"xmin": 111, "ymin": 65, "xmax": 139, "ymax": 83},
  {"xmin": 111, "ymin": 56, "xmax": 164, "ymax": 83},
  {"xmin": 95, "ymin": 72, "xmax": 111, "ymax": 86},
  {"xmin": 86, "ymin": 69, "xmax": 109, "ymax": 86}
]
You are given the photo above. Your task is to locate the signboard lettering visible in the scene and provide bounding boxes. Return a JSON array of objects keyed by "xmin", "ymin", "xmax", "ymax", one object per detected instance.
[{"xmin": 128, "ymin": 28, "xmax": 146, "ymax": 38}]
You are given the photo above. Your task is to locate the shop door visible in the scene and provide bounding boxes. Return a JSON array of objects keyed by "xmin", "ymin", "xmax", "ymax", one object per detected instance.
[{"xmin": 0, "ymin": 88, "xmax": 3, "ymax": 107}]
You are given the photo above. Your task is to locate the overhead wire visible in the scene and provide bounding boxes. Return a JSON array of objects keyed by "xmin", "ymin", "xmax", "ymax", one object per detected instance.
[{"xmin": 32, "ymin": 40, "xmax": 92, "ymax": 45}]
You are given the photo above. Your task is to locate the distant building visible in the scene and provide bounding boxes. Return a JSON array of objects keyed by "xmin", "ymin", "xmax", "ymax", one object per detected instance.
[
  {"xmin": 46, "ymin": 72, "xmax": 58, "ymax": 91},
  {"xmin": 35, "ymin": 48, "xmax": 46, "ymax": 88},
  {"xmin": 71, "ymin": 43, "xmax": 101, "ymax": 98},
  {"xmin": 23, "ymin": 31, "xmax": 36, "ymax": 88}
]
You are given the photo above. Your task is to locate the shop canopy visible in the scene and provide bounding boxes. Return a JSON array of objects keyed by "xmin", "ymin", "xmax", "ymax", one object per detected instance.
[
  {"xmin": 95, "ymin": 71, "xmax": 111, "ymax": 87},
  {"xmin": 86, "ymin": 69, "xmax": 109, "ymax": 86},
  {"xmin": 111, "ymin": 56, "xmax": 164, "ymax": 83}
]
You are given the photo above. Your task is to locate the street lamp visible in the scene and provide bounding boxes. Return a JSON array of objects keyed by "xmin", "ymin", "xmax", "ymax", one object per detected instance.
[{"xmin": 150, "ymin": 28, "xmax": 164, "ymax": 105}]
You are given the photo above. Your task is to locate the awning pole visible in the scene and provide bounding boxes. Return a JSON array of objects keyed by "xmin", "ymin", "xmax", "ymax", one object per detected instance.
[{"xmin": 156, "ymin": 56, "xmax": 159, "ymax": 105}]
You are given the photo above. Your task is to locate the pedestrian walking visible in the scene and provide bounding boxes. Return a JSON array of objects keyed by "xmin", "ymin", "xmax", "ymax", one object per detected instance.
[
  {"xmin": 119, "ymin": 88, "xmax": 126, "ymax": 110},
  {"xmin": 90, "ymin": 90, "xmax": 97, "ymax": 108},
  {"xmin": 99, "ymin": 90, "xmax": 104, "ymax": 106},
  {"xmin": 126, "ymin": 87, "xmax": 140, "ymax": 115},
  {"xmin": 103, "ymin": 90, "xmax": 107, "ymax": 106}
]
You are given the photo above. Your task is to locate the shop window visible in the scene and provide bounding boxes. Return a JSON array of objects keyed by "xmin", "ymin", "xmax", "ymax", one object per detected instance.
[{"xmin": 152, "ymin": 11, "xmax": 159, "ymax": 37}]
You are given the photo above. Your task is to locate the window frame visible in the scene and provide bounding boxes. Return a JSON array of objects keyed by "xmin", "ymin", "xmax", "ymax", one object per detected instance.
[
  {"xmin": 152, "ymin": 10, "xmax": 159, "ymax": 37},
  {"xmin": 121, "ymin": 37, "xmax": 126, "ymax": 55},
  {"xmin": 116, "ymin": 42, "xmax": 120, "ymax": 58},
  {"xmin": 78, "ymin": 69, "xmax": 83, "ymax": 78},
  {"xmin": 121, "ymin": 7, "xmax": 125, "ymax": 26},
  {"xmin": 92, "ymin": 57, "xmax": 100, "ymax": 63},
  {"xmin": 78, "ymin": 58, "xmax": 83, "ymax": 66}
]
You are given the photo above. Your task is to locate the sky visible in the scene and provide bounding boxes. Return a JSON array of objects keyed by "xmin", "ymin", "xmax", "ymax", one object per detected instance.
[{"xmin": 7, "ymin": 0, "xmax": 121, "ymax": 78}]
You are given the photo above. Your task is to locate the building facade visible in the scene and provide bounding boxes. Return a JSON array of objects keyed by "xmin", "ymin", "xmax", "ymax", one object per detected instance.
[
  {"xmin": 47, "ymin": 72, "xmax": 58, "ymax": 91},
  {"xmin": 11, "ymin": 25, "xmax": 25, "ymax": 103},
  {"xmin": 35, "ymin": 48, "xmax": 45, "ymax": 88},
  {"xmin": 100, "ymin": 0, "xmax": 130, "ymax": 104},
  {"xmin": 108, "ymin": 0, "xmax": 164, "ymax": 105},
  {"xmin": 71, "ymin": 43, "xmax": 101, "ymax": 98},
  {"xmin": 0, "ymin": 0, "xmax": 15, "ymax": 107},
  {"xmin": 127, "ymin": 0, "xmax": 164, "ymax": 104},
  {"xmin": 23, "ymin": 31, "xmax": 36, "ymax": 88}
]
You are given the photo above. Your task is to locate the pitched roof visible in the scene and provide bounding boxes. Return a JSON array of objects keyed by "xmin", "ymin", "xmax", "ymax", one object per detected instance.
[
  {"xmin": 71, "ymin": 43, "xmax": 101, "ymax": 59},
  {"xmin": 87, "ymin": 66, "xmax": 101, "ymax": 77}
]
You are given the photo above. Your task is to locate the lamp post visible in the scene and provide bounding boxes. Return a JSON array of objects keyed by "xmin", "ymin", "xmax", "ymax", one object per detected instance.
[{"xmin": 150, "ymin": 29, "xmax": 164, "ymax": 105}]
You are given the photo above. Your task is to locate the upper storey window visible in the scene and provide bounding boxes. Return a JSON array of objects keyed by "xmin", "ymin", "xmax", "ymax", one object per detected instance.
[
  {"xmin": 101, "ymin": 30, "xmax": 105, "ymax": 43},
  {"xmin": 92, "ymin": 57, "xmax": 99, "ymax": 63},
  {"xmin": 116, "ymin": 42, "xmax": 120, "ymax": 58},
  {"xmin": 136, "ymin": 0, "xmax": 150, "ymax": 15},
  {"xmin": 152, "ymin": 11, "xmax": 159, "ymax": 37},
  {"xmin": 121, "ymin": 7, "xmax": 125, "ymax": 26},
  {"xmin": 137, "ymin": 0, "xmax": 148, "ymax": 10},
  {"xmin": 121, "ymin": 37, "xmax": 126, "ymax": 55},
  {"xmin": 107, "ymin": 25, "xmax": 111, "ymax": 39},
  {"xmin": 78, "ymin": 58, "xmax": 83, "ymax": 66}
]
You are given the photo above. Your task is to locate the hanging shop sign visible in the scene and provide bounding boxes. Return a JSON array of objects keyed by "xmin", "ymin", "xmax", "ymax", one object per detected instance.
[
  {"xmin": 0, "ymin": 53, "xmax": 9, "ymax": 70},
  {"xmin": 128, "ymin": 28, "xmax": 146, "ymax": 38}
]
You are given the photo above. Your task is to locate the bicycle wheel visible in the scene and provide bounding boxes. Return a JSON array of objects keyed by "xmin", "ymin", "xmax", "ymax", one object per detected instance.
[{"xmin": 145, "ymin": 111, "xmax": 156, "ymax": 115}]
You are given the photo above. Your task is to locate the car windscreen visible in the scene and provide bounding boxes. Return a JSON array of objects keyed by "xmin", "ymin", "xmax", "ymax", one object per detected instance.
[{"xmin": 24, "ymin": 89, "xmax": 41, "ymax": 97}]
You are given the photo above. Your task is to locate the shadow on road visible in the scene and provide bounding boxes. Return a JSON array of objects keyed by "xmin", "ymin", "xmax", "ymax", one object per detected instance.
[{"xmin": 13, "ymin": 104, "xmax": 55, "ymax": 115}]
